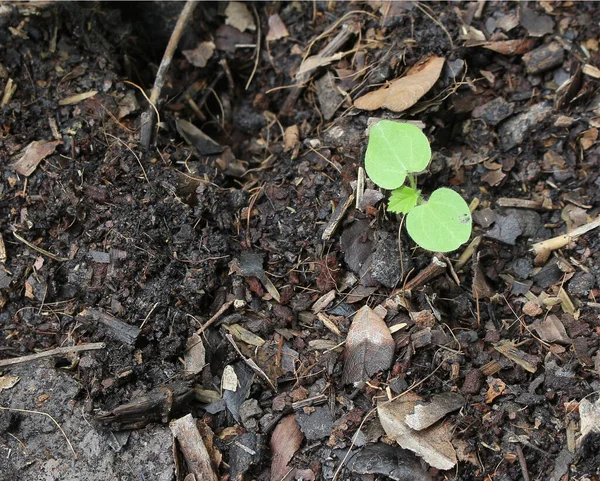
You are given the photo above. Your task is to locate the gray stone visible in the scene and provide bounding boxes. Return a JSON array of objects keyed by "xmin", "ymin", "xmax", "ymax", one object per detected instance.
[
  {"xmin": 504, "ymin": 208, "xmax": 544, "ymax": 239},
  {"xmin": 485, "ymin": 214, "xmax": 522, "ymax": 245},
  {"xmin": 499, "ymin": 102, "xmax": 552, "ymax": 151},
  {"xmin": 472, "ymin": 97, "xmax": 515, "ymax": 126},
  {"xmin": 295, "ymin": 405, "xmax": 333, "ymax": 441},
  {"xmin": 567, "ymin": 271, "xmax": 595, "ymax": 297},
  {"xmin": 239, "ymin": 399, "xmax": 263, "ymax": 430},
  {"xmin": 371, "ymin": 232, "xmax": 412, "ymax": 288}
]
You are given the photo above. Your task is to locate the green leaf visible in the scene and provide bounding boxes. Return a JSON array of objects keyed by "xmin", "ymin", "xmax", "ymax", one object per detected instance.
[
  {"xmin": 388, "ymin": 186, "xmax": 420, "ymax": 214},
  {"xmin": 406, "ymin": 188, "xmax": 472, "ymax": 252},
  {"xmin": 365, "ymin": 120, "xmax": 431, "ymax": 190}
]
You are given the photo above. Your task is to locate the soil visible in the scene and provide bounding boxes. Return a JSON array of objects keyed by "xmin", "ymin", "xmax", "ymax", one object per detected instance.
[{"xmin": 1, "ymin": 2, "xmax": 600, "ymax": 481}]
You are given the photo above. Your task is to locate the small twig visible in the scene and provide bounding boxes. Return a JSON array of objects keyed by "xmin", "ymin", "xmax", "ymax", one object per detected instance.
[
  {"xmin": 0, "ymin": 406, "xmax": 76, "ymax": 456},
  {"xmin": 196, "ymin": 301, "xmax": 233, "ymax": 336},
  {"xmin": 531, "ymin": 215, "xmax": 600, "ymax": 255},
  {"xmin": 141, "ymin": 0, "xmax": 197, "ymax": 149},
  {"xmin": 245, "ymin": 5, "xmax": 261, "ymax": 90},
  {"xmin": 0, "ymin": 342, "xmax": 105, "ymax": 368},
  {"xmin": 12, "ymin": 230, "xmax": 69, "ymax": 262},
  {"xmin": 139, "ymin": 302, "xmax": 159, "ymax": 329},
  {"xmin": 515, "ymin": 443, "xmax": 531, "ymax": 481}
]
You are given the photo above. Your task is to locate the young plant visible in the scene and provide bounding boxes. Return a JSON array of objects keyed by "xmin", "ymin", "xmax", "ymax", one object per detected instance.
[{"xmin": 365, "ymin": 120, "xmax": 472, "ymax": 252}]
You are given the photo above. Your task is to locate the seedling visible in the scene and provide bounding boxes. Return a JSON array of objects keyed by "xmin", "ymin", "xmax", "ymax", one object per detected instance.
[{"xmin": 365, "ymin": 120, "xmax": 472, "ymax": 252}]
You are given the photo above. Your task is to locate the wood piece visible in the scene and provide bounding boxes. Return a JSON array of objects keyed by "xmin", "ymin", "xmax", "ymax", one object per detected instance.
[
  {"xmin": 170, "ymin": 414, "xmax": 218, "ymax": 481},
  {"xmin": 0, "ymin": 342, "xmax": 105, "ymax": 368},
  {"xmin": 522, "ymin": 42, "xmax": 564, "ymax": 75},
  {"xmin": 141, "ymin": 0, "xmax": 197, "ymax": 149},
  {"xmin": 321, "ymin": 191, "xmax": 355, "ymax": 240},
  {"xmin": 402, "ymin": 256, "xmax": 447, "ymax": 292},
  {"xmin": 496, "ymin": 198, "xmax": 547, "ymax": 210},
  {"xmin": 531, "ymin": 216, "xmax": 600, "ymax": 259},
  {"xmin": 77, "ymin": 308, "xmax": 141, "ymax": 345},
  {"xmin": 96, "ymin": 383, "xmax": 194, "ymax": 430},
  {"xmin": 292, "ymin": 394, "xmax": 327, "ymax": 411}
]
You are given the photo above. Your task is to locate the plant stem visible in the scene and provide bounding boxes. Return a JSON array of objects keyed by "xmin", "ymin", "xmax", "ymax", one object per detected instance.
[{"xmin": 408, "ymin": 173, "xmax": 417, "ymax": 190}]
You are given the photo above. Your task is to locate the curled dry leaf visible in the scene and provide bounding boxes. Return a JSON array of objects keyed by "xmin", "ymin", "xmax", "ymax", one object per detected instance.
[
  {"xmin": 342, "ymin": 305, "xmax": 394, "ymax": 385},
  {"xmin": 266, "ymin": 14, "xmax": 289, "ymax": 41},
  {"xmin": 354, "ymin": 56, "xmax": 445, "ymax": 112},
  {"xmin": 270, "ymin": 414, "xmax": 304, "ymax": 481},
  {"xmin": 477, "ymin": 38, "xmax": 537, "ymax": 56}
]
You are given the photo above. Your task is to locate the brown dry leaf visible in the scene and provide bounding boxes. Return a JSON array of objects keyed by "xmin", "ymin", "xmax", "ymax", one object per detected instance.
[
  {"xmin": 224, "ymin": 324, "xmax": 265, "ymax": 347},
  {"xmin": 266, "ymin": 14, "xmax": 289, "ymax": 41},
  {"xmin": 405, "ymin": 392, "xmax": 465, "ymax": 431},
  {"xmin": 485, "ymin": 377, "xmax": 506, "ymax": 403},
  {"xmin": 477, "ymin": 38, "xmax": 537, "ymax": 56},
  {"xmin": 531, "ymin": 314, "xmax": 570, "ymax": 344},
  {"xmin": 12, "ymin": 140, "xmax": 60, "ymax": 176},
  {"xmin": 270, "ymin": 414, "xmax": 304, "ymax": 481},
  {"xmin": 378, "ymin": 392, "xmax": 458, "ymax": 470},
  {"xmin": 225, "ymin": 2, "xmax": 255, "ymax": 32},
  {"xmin": 342, "ymin": 305, "xmax": 395, "ymax": 385},
  {"xmin": 182, "ymin": 41, "xmax": 215, "ymax": 68},
  {"xmin": 58, "ymin": 90, "xmax": 98, "ymax": 106},
  {"xmin": 184, "ymin": 333, "xmax": 206, "ymax": 375},
  {"xmin": 354, "ymin": 56, "xmax": 445, "ymax": 112},
  {"xmin": 493, "ymin": 340, "xmax": 539, "ymax": 373},
  {"xmin": 522, "ymin": 300, "xmax": 543, "ymax": 317}
]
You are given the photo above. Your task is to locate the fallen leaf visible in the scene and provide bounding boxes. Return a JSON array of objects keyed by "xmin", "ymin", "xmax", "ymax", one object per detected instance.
[
  {"xmin": 0, "ymin": 375, "xmax": 20, "ymax": 392},
  {"xmin": 283, "ymin": 125, "xmax": 300, "ymax": 152},
  {"xmin": 476, "ymin": 38, "xmax": 537, "ymax": 56},
  {"xmin": 354, "ymin": 56, "xmax": 445, "ymax": 112},
  {"xmin": 58, "ymin": 90, "xmax": 98, "ymax": 106},
  {"xmin": 484, "ymin": 378, "xmax": 506, "ymax": 403},
  {"xmin": 270, "ymin": 414, "xmax": 304, "ymax": 481},
  {"xmin": 184, "ymin": 333, "xmax": 206, "ymax": 375},
  {"xmin": 378, "ymin": 393, "xmax": 458, "ymax": 470},
  {"xmin": 531, "ymin": 314, "xmax": 570, "ymax": 344},
  {"xmin": 405, "ymin": 392, "xmax": 465, "ymax": 431},
  {"xmin": 579, "ymin": 397, "xmax": 600, "ymax": 445},
  {"xmin": 215, "ymin": 24, "xmax": 254, "ymax": 52},
  {"xmin": 225, "ymin": 2, "xmax": 255, "ymax": 32},
  {"xmin": 224, "ymin": 324, "xmax": 265, "ymax": 347},
  {"xmin": 266, "ymin": 14, "xmax": 289, "ymax": 41},
  {"xmin": 493, "ymin": 340, "xmax": 539, "ymax": 373},
  {"xmin": 12, "ymin": 140, "xmax": 60, "ymax": 176},
  {"xmin": 182, "ymin": 41, "xmax": 215, "ymax": 68},
  {"xmin": 342, "ymin": 305, "xmax": 395, "ymax": 385},
  {"xmin": 176, "ymin": 119, "xmax": 223, "ymax": 155}
]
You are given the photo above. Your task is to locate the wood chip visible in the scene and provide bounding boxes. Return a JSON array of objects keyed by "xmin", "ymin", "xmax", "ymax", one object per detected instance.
[
  {"xmin": 12, "ymin": 140, "xmax": 60, "ymax": 176},
  {"xmin": 170, "ymin": 414, "xmax": 218, "ymax": 481},
  {"xmin": 266, "ymin": 14, "xmax": 289, "ymax": 41},
  {"xmin": 493, "ymin": 340, "xmax": 539, "ymax": 373},
  {"xmin": 58, "ymin": 90, "xmax": 98, "ymax": 106}
]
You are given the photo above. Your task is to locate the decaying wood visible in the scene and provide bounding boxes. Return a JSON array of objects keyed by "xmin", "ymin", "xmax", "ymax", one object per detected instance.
[
  {"xmin": 0, "ymin": 342, "xmax": 105, "ymax": 368},
  {"xmin": 95, "ymin": 383, "xmax": 194, "ymax": 430},
  {"xmin": 402, "ymin": 256, "xmax": 447, "ymax": 292},
  {"xmin": 322, "ymin": 191, "xmax": 355, "ymax": 241},
  {"xmin": 170, "ymin": 414, "xmax": 218, "ymax": 481},
  {"xmin": 77, "ymin": 308, "xmax": 141, "ymax": 345},
  {"xmin": 522, "ymin": 42, "xmax": 564, "ymax": 75},
  {"xmin": 141, "ymin": 0, "xmax": 198, "ymax": 149},
  {"xmin": 531, "ymin": 216, "xmax": 600, "ymax": 263}
]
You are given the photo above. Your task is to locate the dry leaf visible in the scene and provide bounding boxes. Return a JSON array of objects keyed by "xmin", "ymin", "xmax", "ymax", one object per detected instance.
[
  {"xmin": 378, "ymin": 393, "xmax": 458, "ymax": 470},
  {"xmin": 531, "ymin": 314, "xmax": 570, "ymax": 344},
  {"xmin": 266, "ymin": 14, "xmax": 289, "ymax": 41},
  {"xmin": 58, "ymin": 90, "xmax": 98, "ymax": 106},
  {"xmin": 183, "ymin": 41, "xmax": 215, "ymax": 68},
  {"xmin": 493, "ymin": 340, "xmax": 539, "ymax": 373},
  {"xmin": 270, "ymin": 414, "xmax": 304, "ymax": 481},
  {"xmin": 225, "ymin": 2, "xmax": 255, "ymax": 32},
  {"xmin": 222, "ymin": 365, "xmax": 238, "ymax": 391},
  {"xmin": 184, "ymin": 333, "xmax": 206, "ymax": 375},
  {"xmin": 579, "ymin": 397, "xmax": 600, "ymax": 445},
  {"xmin": 354, "ymin": 56, "xmax": 445, "ymax": 112},
  {"xmin": 405, "ymin": 392, "xmax": 465, "ymax": 431},
  {"xmin": 342, "ymin": 305, "xmax": 395, "ymax": 385},
  {"xmin": 224, "ymin": 324, "xmax": 265, "ymax": 347},
  {"xmin": 283, "ymin": 125, "xmax": 300, "ymax": 152},
  {"xmin": 12, "ymin": 140, "xmax": 60, "ymax": 176},
  {"xmin": 0, "ymin": 375, "xmax": 20, "ymax": 392},
  {"xmin": 485, "ymin": 378, "xmax": 506, "ymax": 403},
  {"xmin": 477, "ymin": 38, "xmax": 537, "ymax": 56}
]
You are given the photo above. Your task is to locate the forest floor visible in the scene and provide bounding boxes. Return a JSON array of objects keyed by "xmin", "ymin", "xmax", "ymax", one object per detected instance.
[{"xmin": 1, "ymin": 2, "xmax": 600, "ymax": 481}]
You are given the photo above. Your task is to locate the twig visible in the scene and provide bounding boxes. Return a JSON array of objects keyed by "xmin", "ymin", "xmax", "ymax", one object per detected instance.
[
  {"xmin": 196, "ymin": 301, "xmax": 233, "ymax": 336},
  {"xmin": 0, "ymin": 342, "xmax": 105, "ymax": 368},
  {"xmin": 245, "ymin": 5, "xmax": 261, "ymax": 90},
  {"xmin": 141, "ymin": 0, "xmax": 197, "ymax": 149},
  {"xmin": 515, "ymin": 443, "xmax": 531, "ymax": 481},
  {"xmin": 531, "ymin": 216, "xmax": 600, "ymax": 255},
  {"xmin": 12, "ymin": 230, "xmax": 69, "ymax": 262},
  {"xmin": 0, "ymin": 406, "xmax": 76, "ymax": 456}
]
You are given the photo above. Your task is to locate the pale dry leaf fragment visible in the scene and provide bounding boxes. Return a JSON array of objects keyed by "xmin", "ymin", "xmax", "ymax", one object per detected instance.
[
  {"xmin": 222, "ymin": 365, "xmax": 238, "ymax": 392},
  {"xmin": 184, "ymin": 333, "xmax": 206, "ymax": 375},
  {"xmin": 478, "ymin": 38, "xmax": 537, "ymax": 56},
  {"xmin": 342, "ymin": 305, "xmax": 395, "ymax": 385},
  {"xmin": 182, "ymin": 41, "xmax": 216, "ymax": 68},
  {"xmin": 225, "ymin": 2, "xmax": 255, "ymax": 33},
  {"xmin": 266, "ymin": 14, "xmax": 289, "ymax": 41},
  {"xmin": 270, "ymin": 414, "xmax": 304, "ymax": 481},
  {"xmin": 58, "ymin": 90, "xmax": 98, "ymax": 106},
  {"xmin": 378, "ymin": 393, "xmax": 458, "ymax": 470},
  {"xmin": 354, "ymin": 56, "xmax": 445, "ymax": 113},
  {"xmin": 579, "ymin": 397, "xmax": 600, "ymax": 445},
  {"xmin": 224, "ymin": 324, "xmax": 265, "ymax": 347},
  {"xmin": 493, "ymin": 340, "xmax": 539, "ymax": 373},
  {"xmin": 0, "ymin": 233, "xmax": 6, "ymax": 263},
  {"xmin": 0, "ymin": 375, "xmax": 20, "ymax": 392},
  {"xmin": 12, "ymin": 140, "xmax": 60, "ymax": 176},
  {"xmin": 530, "ymin": 314, "xmax": 570, "ymax": 344},
  {"xmin": 405, "ymin": 392, "xmax": 465, "ymax": 431},
  {"xmin": 117, "ymin": 90, "xmax": 140, "ymax": 119},
  {"xmin": 484, "ymin": 377, "xmax": 506, "ymax": 404}
]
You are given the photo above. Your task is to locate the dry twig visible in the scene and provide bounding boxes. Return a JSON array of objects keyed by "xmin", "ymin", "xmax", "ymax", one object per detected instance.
[{"xmin": 0, "ymin": 342, "xmax": 105, "ymax": 368}]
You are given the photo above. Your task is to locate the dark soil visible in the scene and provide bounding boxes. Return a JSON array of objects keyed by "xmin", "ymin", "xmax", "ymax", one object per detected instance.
[{"xmin": 1, "ymin": 2, "xmax": 600, "ymax": 480}]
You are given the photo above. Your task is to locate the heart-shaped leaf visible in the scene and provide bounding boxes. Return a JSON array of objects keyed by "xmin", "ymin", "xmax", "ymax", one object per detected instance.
[
  {"xmin": 388, "ymin": 186, "xmax": 420, "ymax": 214},
  {"xmin": 365, "ymin": 121, "xmax": 431, "ymax": 190},
  {"xmin": 406, "ymin": 188, "xmax": 472, "ymax": 252}
]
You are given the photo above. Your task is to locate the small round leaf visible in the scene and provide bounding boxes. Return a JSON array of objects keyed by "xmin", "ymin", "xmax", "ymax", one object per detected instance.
[
  {"xmin": 406, "ymin": 188, "xmax": 472, "ymax": 252},
  {"xmin": 365, "ymin": 121, "xmax": 431, "ymax": 190}
]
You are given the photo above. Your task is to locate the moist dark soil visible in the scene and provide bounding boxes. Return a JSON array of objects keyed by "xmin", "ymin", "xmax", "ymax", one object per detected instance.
[{"xmin": 1, "ymin": 2, "xmax": 600, "ymax": 481}]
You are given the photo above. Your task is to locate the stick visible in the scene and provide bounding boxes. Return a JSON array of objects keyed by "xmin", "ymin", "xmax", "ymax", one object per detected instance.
[
  {"xmin": 196, "ymin": 300, "xmax": 233, "ymax": 336},
  {"xmin": 141, "ymin": 0, "xmax": 198, "ymax": 149},
  {"xmin": 0, "ymin": 342, "xmax": 105, "ymax": 368},
  {"xmin": 531, "ymin": 216, "xmax": 600, "ymax": 255},
  {"xmin": 170, "ymin": 414, "xmax": 218, "ymax": 481}
]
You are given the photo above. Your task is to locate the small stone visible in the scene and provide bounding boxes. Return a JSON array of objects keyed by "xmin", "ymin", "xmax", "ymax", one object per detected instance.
[
  {"xmin": 507, "ymin": 258, "xmax": 533, "ymax": 279},
  {"xmin": 485, "ymin": 214, "xmax": 522, "ymax": 245},
  {"xmin": 499, "ymin": 102, "xmax": 552, "ymax": 151},
  {"xmin": 567, "ymin": 271, "xmax": 595, "ymax": 297},
  {"xmin": 239, "ymin": 399, "xmax": 263, "ymax": 430},
  {"xmin": 370, "ymin": 232, "xmax": 412, "ymax": 288},
  {"xmin": 472, "ymin": 208, "xmax": 497, "ymax": 228},
  {"xmin": 272, "ymin": 393, "xmax": 288, "ymax": 411},
  {"xmin": 472, "ymin": 97, "xmax": 515, "ymax": 126},
  {"xmin": 295, "ymin": 405, "xmax": 333, "ymax": 441},
  {"xmin": 462, "ymin": 369, "xmax": 484, "ymax": 394}
]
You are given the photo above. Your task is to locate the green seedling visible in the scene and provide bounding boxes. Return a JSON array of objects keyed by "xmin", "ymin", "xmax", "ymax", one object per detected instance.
[{"xmin": 365, "ymin": 120, "xmax": 472, "ymax": 252}]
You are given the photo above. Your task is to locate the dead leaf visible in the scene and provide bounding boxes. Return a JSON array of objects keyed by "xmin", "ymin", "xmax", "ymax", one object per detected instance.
[
  {"xmin": 476, "ymin": 38, "xmax": 537, "ymax": 56},
  {"xmin": 222, "ymin": 365, "xmax": 238, "ymax": 391},
  {"xmin": 224, "ymin": 324, "xmax": 265, "ymax": 347},
  {"xmin": 184, "ymin": 333, "xmax": 206, "ymax": 375},
  {"xmin": 484, "ymin": 378, "xmax": 506, "ymax": 403},
  {"xmin": 12, "ymin": 140, "xmax": 60, "ymax": 176},
  {"xmin": 117, "ymin": 90, "xmax": 140, "ymax": 119},
  {"xmin": 58, "ymin": 90, "xmax": 98, "ymax": 106},
  {"xmin": 342, "ymin": 305, "xmax": 395, "ymax": 385},
  {"xmin": 283, "ymin": 125, "xmax": 300, "ymax": 152},
  {"xmin": 266, "ymin": 14, "xmax": 289, "ymax": 41},
  {"xmin": 183, "ymin": 41, "xmax": 216, "ymax": 68},
  {"xmin": 378, "ymin": 393, "xmax": 458, "ymax": 470},
  {"xmin": 579, "ymin": 397, "xmax": 600, "ymax": 446},
  {"xmin": 0, "ymin": 375, "xmax": 20, "ymax": 392},
  {"xmin": 493, "ymin": 340, "xmax": 539, "ymax": 373},
  {"xmin": 215, "ymin": 24, "xmax": 254, "ymax": 52},
  {"xmin": 405, "ymin": 392, "xmax": 465, "ymax": 431},
  {"xmin": 354, "ymin": 56, "xmax": 445, "ymax": 112},
  {"xmin": 270, "ymin": 414, "xmax": 304, "ymax": 481},
  {"xmin": 531, "ymin": 314, "xmax": 570, "ymax": 344},
  {"xmin": 225, "ymin": 2, "xmax": 255, "ymax": 32}
]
